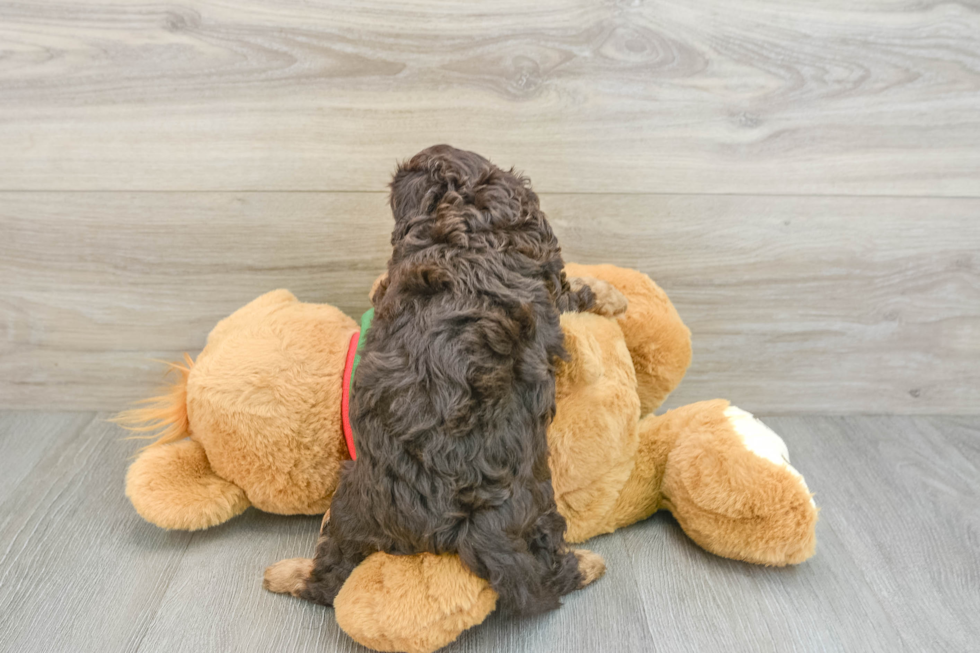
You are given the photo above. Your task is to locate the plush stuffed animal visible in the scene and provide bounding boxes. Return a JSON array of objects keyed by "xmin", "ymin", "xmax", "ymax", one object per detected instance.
[{"xmin": 122, "ymin": 263, "xmax": 817, "ymax": 653}]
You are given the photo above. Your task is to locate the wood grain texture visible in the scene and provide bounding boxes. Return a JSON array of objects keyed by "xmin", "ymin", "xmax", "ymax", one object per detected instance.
[
  {"xmin": 616, "ymin": 414, "xmax": 980, "ymax": 652},
  {"xmin": 137, "ymin": 514, "xmax": 657, "ymax": 653},
  {"xmin": 768, "ymin": 415, "xmax": 980, "ymax": 652},
  {"xmin": 555, "ymin": 194, "xmax": 980, "ymax": 414},
  {"xmin": 135, "ymin": 512, "xmax": 367, "ymax": 653},
  {"xmin": 0, "ymin": 0, "xmax": 978, "ymax": 194},
  {"xmin": 0, "ymin": 415, "xmax": 194, "ymax": 653},
  {"xmin": 3, "ymin": 192, "xmax": 977, "ymax": 413},
  {"xmin": 620, "ymin": 516, "xmax": 911, "ymax": 652},
  {"xmin": 2, "ymin": 413, "xmax": 977, "ymax": 652},
  {"xmin": 439, "ymin": 532, "xmax": 657, "ymax": 653},
  {"xmin": 0, "ymin": 411, "xmax": 93, "ymax": 500}
]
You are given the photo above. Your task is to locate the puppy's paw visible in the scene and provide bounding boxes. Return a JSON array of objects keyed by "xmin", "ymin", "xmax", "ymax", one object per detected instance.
[
  {"xmin": 263, "ymin": 557, "xmax": 313, "ymax": 597},
  {"xmin": 573, "ymin": 548, "xmax": 606, "ymax": 588},
  {"xmin": 570, "ymin": 276, "xmax": 628, "ymax": 317}
]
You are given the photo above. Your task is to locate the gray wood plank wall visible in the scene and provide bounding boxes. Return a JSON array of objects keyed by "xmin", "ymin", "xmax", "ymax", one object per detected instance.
[{"xmin": 1, "ymin": 1, "xmax": 979, "ymax": 413}]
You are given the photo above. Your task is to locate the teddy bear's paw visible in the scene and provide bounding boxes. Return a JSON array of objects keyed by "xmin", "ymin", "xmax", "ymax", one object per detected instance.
[
  {"xmin": 724, "ymin": 406, "xmax": 815, "ymax": 508},
  {"xmin": 573, "ymin": 549, "xmax": 606, "ymax": 588},
  {"xmin": 570, "ymin": 276, "xmax": 629, "ymax": 317},
  {"xmin": 263, "ymin": 557, "xmax": 313, "ymax": 597}
]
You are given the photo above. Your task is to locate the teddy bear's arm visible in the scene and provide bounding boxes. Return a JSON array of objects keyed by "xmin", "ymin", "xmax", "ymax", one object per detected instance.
[{"xmin": 564, "ymin": 263, "xmax": 692, "ymax": 415}]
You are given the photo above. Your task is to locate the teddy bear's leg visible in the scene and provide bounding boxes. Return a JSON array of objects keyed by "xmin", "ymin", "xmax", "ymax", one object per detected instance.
[
  {"xmin": 334, "ymin": 552, "xmax": 498, "ymax": 653},
  {"xmin": 565, "ymin": 264, "xmax": 692, "ymax": 414},
  {"xmin": 125, "ymin": 438, "xmax": 251, "ymax": 530},
  {"xmin": 603, "ymin": 406, "xmax": 687, "ymax": 532},
  {"xmin": 267, "ymin": 551, "xmax": 501, "ymax": 653},
  {"xmin": 326, "ymin": 548, "xmax": 603, "ymax": 653},
  {"xmin": 657, "ymin": 400, "xmax": 818, "ymax": 565}
]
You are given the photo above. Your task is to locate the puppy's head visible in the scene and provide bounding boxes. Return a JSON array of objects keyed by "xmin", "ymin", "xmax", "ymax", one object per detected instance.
[
  {"xmin": 389, "ymin": 145, "xmax": 491, "ymax": 226},
  {"xmin": 388, "ymin": 145, "xmax": 549, "ymax": 257}
]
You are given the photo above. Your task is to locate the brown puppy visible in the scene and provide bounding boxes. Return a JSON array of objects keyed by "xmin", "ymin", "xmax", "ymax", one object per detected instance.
[{"xmin": 297, "ymin": 145, "xmax": 602, "ymax": 614}]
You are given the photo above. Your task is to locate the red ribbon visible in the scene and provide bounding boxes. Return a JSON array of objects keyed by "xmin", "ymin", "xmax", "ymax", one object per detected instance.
[{"xmin": 340, "ymin": 330, "xmax": 359, "ymax": 460}]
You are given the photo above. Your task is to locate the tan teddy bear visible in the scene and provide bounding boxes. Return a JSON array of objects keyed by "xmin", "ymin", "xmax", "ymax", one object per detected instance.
[{"xmin": 122, "ymin": 264, "xmax": 817, "ymax": 653}]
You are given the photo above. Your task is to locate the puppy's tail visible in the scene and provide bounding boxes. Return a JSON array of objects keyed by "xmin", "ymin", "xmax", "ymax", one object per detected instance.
[{"xmin": 111, "ymin": 353, "xmax": 194, "ymax": 449}]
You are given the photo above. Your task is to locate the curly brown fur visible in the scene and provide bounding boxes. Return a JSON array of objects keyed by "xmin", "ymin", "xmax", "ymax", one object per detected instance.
[{"xmin": 299, "ymin": 145, "xmax": 598, "ymax": 614}]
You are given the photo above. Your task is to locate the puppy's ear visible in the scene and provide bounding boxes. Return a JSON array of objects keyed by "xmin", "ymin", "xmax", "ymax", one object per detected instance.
[
  {"xmin": 390, "ymin": 145, "xmax": 455, "ymax": 224},
  {"xmin": 390, "ymin": 145, "xmax": 472, "ymax": 227},
  {"xmin": 389, "ymin": 167, "xmax": 434, "ymax": 224}
]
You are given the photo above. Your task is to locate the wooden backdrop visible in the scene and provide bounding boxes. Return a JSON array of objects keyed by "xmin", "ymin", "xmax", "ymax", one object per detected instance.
[{"xmin": 1, "ymin": 0, "xmax": 978, "ymax": 413}]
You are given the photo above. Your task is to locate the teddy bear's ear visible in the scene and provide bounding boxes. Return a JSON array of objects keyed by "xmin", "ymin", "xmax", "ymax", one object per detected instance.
[{"xmin": 126, "ymin": 438, "xmax": 250, "ymax": 530}]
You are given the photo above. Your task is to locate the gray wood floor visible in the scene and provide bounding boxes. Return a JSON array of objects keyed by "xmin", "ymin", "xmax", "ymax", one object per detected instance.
[{"xmin": 1, "ymin": 412, "xmax": 977, "ymax": 652}]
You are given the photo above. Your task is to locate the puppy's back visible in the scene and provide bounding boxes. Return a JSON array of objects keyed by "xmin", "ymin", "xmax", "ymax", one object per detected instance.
[{"xmin": 344, "ymin": 145, "xmax": 585, "ymax": 613}]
